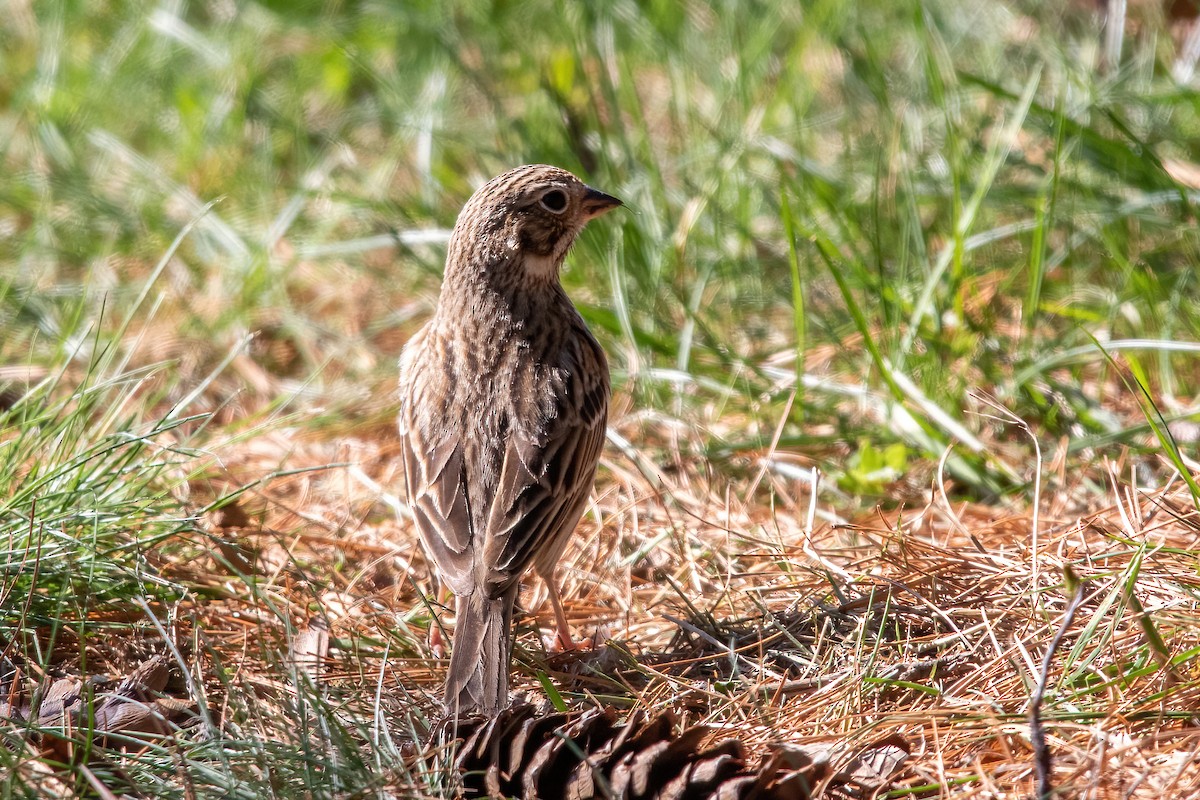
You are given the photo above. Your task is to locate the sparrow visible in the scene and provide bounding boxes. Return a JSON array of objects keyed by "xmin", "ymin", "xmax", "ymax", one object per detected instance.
[{"xmin": 398, "ymin": 164, "xmax": 621, "ymax": 715}]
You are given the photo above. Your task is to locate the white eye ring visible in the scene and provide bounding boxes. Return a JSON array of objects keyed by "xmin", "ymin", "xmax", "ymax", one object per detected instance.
[{"xmin": 539, "ymin": 189, "xmax": 568, "ymax": 214}]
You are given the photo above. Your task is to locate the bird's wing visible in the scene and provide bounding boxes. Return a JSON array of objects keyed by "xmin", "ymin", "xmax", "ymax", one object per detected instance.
[
  {"xmin": 399, "ymin": 339, "xmax": 475, "ymax": 595},
  {"xmin": 482, "ymin": 344, "xmax": 608, "ymax": 587}
]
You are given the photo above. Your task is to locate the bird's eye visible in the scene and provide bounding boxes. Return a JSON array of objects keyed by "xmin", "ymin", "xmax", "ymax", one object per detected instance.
[{"xmin": 539, "ymin": 189, "xmax": 568, "ymax": 213}]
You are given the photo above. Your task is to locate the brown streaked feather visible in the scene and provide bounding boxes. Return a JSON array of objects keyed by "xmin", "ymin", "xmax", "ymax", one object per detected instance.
[
  {"xmin": 402, "ymin": 308, "xmax": 608, "ymax": 593},
  {"xmin": 398, "ymin": 334, "xmax": 476, "ymax": 595},
  {"xmin": 486, "ymin": 358, "xmax": 607, "ymax": 578}
]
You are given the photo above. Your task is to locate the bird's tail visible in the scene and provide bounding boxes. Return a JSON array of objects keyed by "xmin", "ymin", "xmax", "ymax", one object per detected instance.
[{"xmin": 444, "ymin": 585, "xmax": 519, "ymax": 716}]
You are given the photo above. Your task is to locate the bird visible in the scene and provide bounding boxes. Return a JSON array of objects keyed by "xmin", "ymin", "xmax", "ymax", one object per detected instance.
[{"xmin": 397, "ymin": 164, "xmax": 621, "ymax": 716}]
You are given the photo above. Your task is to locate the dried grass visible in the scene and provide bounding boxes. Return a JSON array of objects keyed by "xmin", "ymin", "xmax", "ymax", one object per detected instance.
[{"xmin": 135, "ymin": 395, "xmax": 1200, "ymax": 797}]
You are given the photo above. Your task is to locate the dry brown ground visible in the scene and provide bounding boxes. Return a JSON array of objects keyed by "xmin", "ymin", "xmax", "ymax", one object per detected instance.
[{"xmin": 163, "ymin": 408, "xmax": 1200, "ymax": 798}]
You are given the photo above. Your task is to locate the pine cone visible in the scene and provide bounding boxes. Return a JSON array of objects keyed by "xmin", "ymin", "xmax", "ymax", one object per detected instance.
[{"xmin": 445, "ymin": 704, "xmax": 905, "ymax": 800}]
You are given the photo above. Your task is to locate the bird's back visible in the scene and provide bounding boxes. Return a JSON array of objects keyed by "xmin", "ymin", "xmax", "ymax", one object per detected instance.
[{"xmin": 399, "ymin": 298, "xmax": 607, "ymax": 594}]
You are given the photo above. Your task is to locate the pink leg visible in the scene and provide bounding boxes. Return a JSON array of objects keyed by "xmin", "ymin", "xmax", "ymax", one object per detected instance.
[{"xmin": 544, "ymin": 574, "xmax": 592, "ymax": 653}]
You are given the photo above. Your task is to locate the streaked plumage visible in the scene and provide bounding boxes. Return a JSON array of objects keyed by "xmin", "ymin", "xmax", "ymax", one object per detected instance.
[{"xmin": 398, "ymin": 165, "xmax": 621, "ymax": 716}]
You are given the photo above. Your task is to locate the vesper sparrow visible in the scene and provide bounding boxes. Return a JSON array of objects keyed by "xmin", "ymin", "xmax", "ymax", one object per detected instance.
[{"xmin": 398, "ymin": 164, "xmax": 621, "ymax": 715}]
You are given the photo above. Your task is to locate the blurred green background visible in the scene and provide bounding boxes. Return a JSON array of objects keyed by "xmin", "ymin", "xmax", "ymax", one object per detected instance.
[
  {"xmin": 6, "ymin": 1, "xmax": 1200, "ymax": 512},
  {"xmin": 5, "ymin": 1, "xmax": 1200, "ymax": 504}
]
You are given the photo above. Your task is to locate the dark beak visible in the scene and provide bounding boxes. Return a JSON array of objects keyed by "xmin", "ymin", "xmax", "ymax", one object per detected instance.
[{"xmin": 581, "ymin": 185, "xmax": 623, "ymax": 220}]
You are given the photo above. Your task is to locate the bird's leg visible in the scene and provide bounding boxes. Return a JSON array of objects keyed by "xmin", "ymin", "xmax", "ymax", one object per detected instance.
[{"xmin": 543, "ymin": 574, "xmax": 592, "ymax": 653}]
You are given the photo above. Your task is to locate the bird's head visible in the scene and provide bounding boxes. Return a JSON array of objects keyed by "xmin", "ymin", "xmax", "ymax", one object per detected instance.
[{"xmin": 446, "ymin": 164, "xmax": 622, "ymax": 286}]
